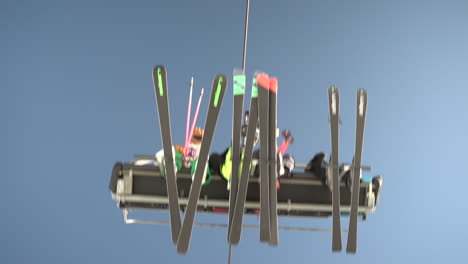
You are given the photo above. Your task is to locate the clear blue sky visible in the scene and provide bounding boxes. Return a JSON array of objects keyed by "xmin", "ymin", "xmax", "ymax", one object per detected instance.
[{"xmin": 3, "ymin": 0, "xmax": 468, "ymax": 263}]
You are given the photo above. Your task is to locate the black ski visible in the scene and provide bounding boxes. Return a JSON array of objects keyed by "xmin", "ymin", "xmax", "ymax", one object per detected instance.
[
  {"xmin": 229, "ymin": 75, "xmax": 259, "ymax": 245},
  {"xmin": 268, "ymin": 77, "xmax": 278, "ymax": 246},
  {"xmin": 228, "ymin": 70, "xmax": 245, "ymax": 241},
  {"xmin": 346, "ymin": 89, "xmax": 368, "ymax": 253},
  {"xmin": 152, "ymin": 65, "xmax": 181, "ymax": 244},
  {"xmin": 257, "ymin": 73, "xmax": 271, "ymax": 242},
  {"xmin": 176, "ymin": 75, "xmax": 228, "ymax": 254},
  {"xmin": 328, "ymin": 86, "xmax": 342, "ymax": 251}
]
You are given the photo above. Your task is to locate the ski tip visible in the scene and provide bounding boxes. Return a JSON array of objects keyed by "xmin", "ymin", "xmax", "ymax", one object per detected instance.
[
  {"xmin": 256, "ymin": 73, "xmax": 270, "ymax": 89},
  {"xmin": 253, "ymin": 70, "xmax": 264, "ymax": 77},
  {"xmin": 176, "ymin": 245, "xmax": 189, "ymax": 255},
  {"xmin": 212, "ymin": 74, "xmax": 227, "ymax": 108},
  {"xmin": 268, "ymin": 77, "xmax": 278, "ymax": 93},
  {"xmin": 329, "ymin": 85, "xmax": 338, "ymax": 92},
  {"xmin": 215, "ymin": 74, "xmax": 228, "ymax": 83},
  {"xmin": 153, "ymin": 65, "xmax": 165, "ymax": 73},
  {"xmin": 153, "ymin": 65, "xmax": 166, "ymax": 96},
  {"xmin": 233, "ymin": 73, "xmax": 246, "ymax": 96},
  {"xmin": 176, "ymin": 234, "xmax": 190, "ymax": 254},
  {"xmin": 214, "ymin": 74, "xmax": 228, "ymax": 89},
  {"xmin": 268, "ymin": 235, "xmax": 279, "ymax": 246},
  {"xmin": 332, "ymin": 246, "xmax": 343, "ymax": 252},
  {"xmin": 358, "ymin": 89, "xmax": 367, "ymax": 95},
  {"xmin": 233, "ymin": 68, "xmax": 244, "ymax": 75},
  {"xmin": 228, "ymin": 235, "xmax": 241, "ymax": 245}
]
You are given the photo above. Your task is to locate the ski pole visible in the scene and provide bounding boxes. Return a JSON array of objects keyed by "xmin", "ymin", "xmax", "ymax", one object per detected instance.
[
  {"xmin": 185, "ymin": 88, "xmax": 204, "ymax": 158},
  {"xmin": 185, "ymin": 77, "xmax": 194, "ymax": 151}
]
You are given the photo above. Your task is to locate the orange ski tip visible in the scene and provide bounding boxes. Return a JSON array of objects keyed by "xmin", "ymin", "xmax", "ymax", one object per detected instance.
[
  {"xmin": 269, "ymin": 77, "xmax": 278, "ymax": 93},
  {"xmin": 256, "ymin": 73, "xmax": 270, "ymax": 89}
]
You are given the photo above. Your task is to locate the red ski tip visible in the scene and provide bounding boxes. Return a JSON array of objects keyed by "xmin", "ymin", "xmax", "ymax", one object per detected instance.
[
  {"xmin": 257, "ymin": 73, "xmax": 270, "ymax": 89},
  {"xmin": 269, "ymin": 77, "xmax": 278, "ymax": 93}
]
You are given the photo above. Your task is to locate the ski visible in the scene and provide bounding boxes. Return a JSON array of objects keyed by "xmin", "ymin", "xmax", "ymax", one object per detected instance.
[
  {"xmin": 268, "ymin": 77, "xmax": 279, "ymax": 246},
  {"xmin": 227, "ymin": 69, "xmax": 245, "ymax": 241},
  {"xmin": 328, "ymin": 86, "xmax": 342, "ymax": 251},
  {"xmin": 176, "ymin": 74, "xmax": 228, "ymax": 254},
  {"xmin": 257, "ymin": 73, "xmax": 271, "ymax": 242},
  {"xmin": 229, "ymin": 75, "xmax": 259, "ymax": 245},
  {"xmin": 152, "ymin": 65, "xmax": 181, "ymax": 244},
  {"xmin": 346, "ymin": 89, "xmax": 368, "ymax": 253}
]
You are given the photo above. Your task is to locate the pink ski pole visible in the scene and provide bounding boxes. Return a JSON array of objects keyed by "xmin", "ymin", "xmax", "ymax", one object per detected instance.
[
  {"xmin": 279, "ymin": 130, "xmax": 293, "ymax": 155},
  {"xmin": 185, "ymin": 88, "xmax": 204, "ymax": 157},
  {"xmin": 279, "ymin": 141, "xmax": 289, "ymax": 155},
  {"xmin": 278, "ymin": 139, "xmax": 286, "ymax": 154},
  {"xmin": 185, "ymin": 77, "xmax": 194, "ymax": 151}
]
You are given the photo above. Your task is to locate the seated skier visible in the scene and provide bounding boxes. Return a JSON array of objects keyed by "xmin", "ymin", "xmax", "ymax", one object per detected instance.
[
  {"xmin": 209, "ymin": 126, "xmax": 295, "ymax": 190},
  {"xmin": 304, "ymin": 152, "xmax": 359, "ymax": 189},
  {"xmin": 250, "ymin": 149, "xmax": 295, "ymax": 179},
  {"xmin": 137, "ymin": 127, "xmax": 212, "ymax": 184},
  {"xmin": 250, "ymin": 129, "xmax": 295, "ymax": 190},
  {"xmin": 304, "ymin": 152, "xmax": 329, "ymax": 187},
  {"xmin": 209, "ymin": 111, "xmax": 259, "ymax": 186},
  {"xmin": 372, "ymin": 175, "xmax": 383, "ymax": 205},
  {"xmin": 152, "ymin": 126, "xmax": 203, "ymax": 171},
  {"xmin": 304, "ymin": 153, "xmax": 383, "ymax": 201}
]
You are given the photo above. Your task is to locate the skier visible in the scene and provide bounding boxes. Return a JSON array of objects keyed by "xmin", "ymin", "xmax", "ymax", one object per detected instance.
[
  {"xmin": 304, "ymin": 152, "xmax": 380, "ymax": 192},
  {"xmin": 209, "ymin": 127, "xmax": 295, "ymax": 189},
  {"xmin": 251, "ymin": 129, "xmax": 296, "ymax": 187},
  {"xmin": 281, "ymin": 153, "xmax": 296, "ymax": 178},
  {"xmin": 304, "ymin": 152, "xmax": 329, "ymax": 187},
  {"xmin": 372, "ymin": 176, "xmax": 383, "ymax": 205},
  {"xmin": 182, "ymin": 127, "xmax": 203, "ymax": 167},
  {"xmin": 251, "ymin": 149, "xmax": 295, "ymax": 187},
  {"xmin": 141, "ymin": 127, "xmax": 211, "ymax": 184},
  {"xmin": 209, "ymin": 111, "xmax": 259, "ymax": 185}
]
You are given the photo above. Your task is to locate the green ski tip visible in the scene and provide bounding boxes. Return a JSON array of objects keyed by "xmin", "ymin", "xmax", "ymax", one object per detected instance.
[
  {"xmin": 359, "ymin": 89, "xmax": 366, "ymax": 94},
  {"xmin": 251, "ymin": 78, "xmax": 258, "ymax": 98},
  {"xmin": 330, "ymin": 86, "xmax": 337, "ymax": 92},
  {"xmin": 214, "ymin": 76, "xmax": 223, "ymax": 107},
  {"xmin": 233, "ymin": 75, "xmax": 246, "ymax": 96},
  {"xmin": 157, "ymin": 67, "xmax": 164, "ymax": 96}
]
